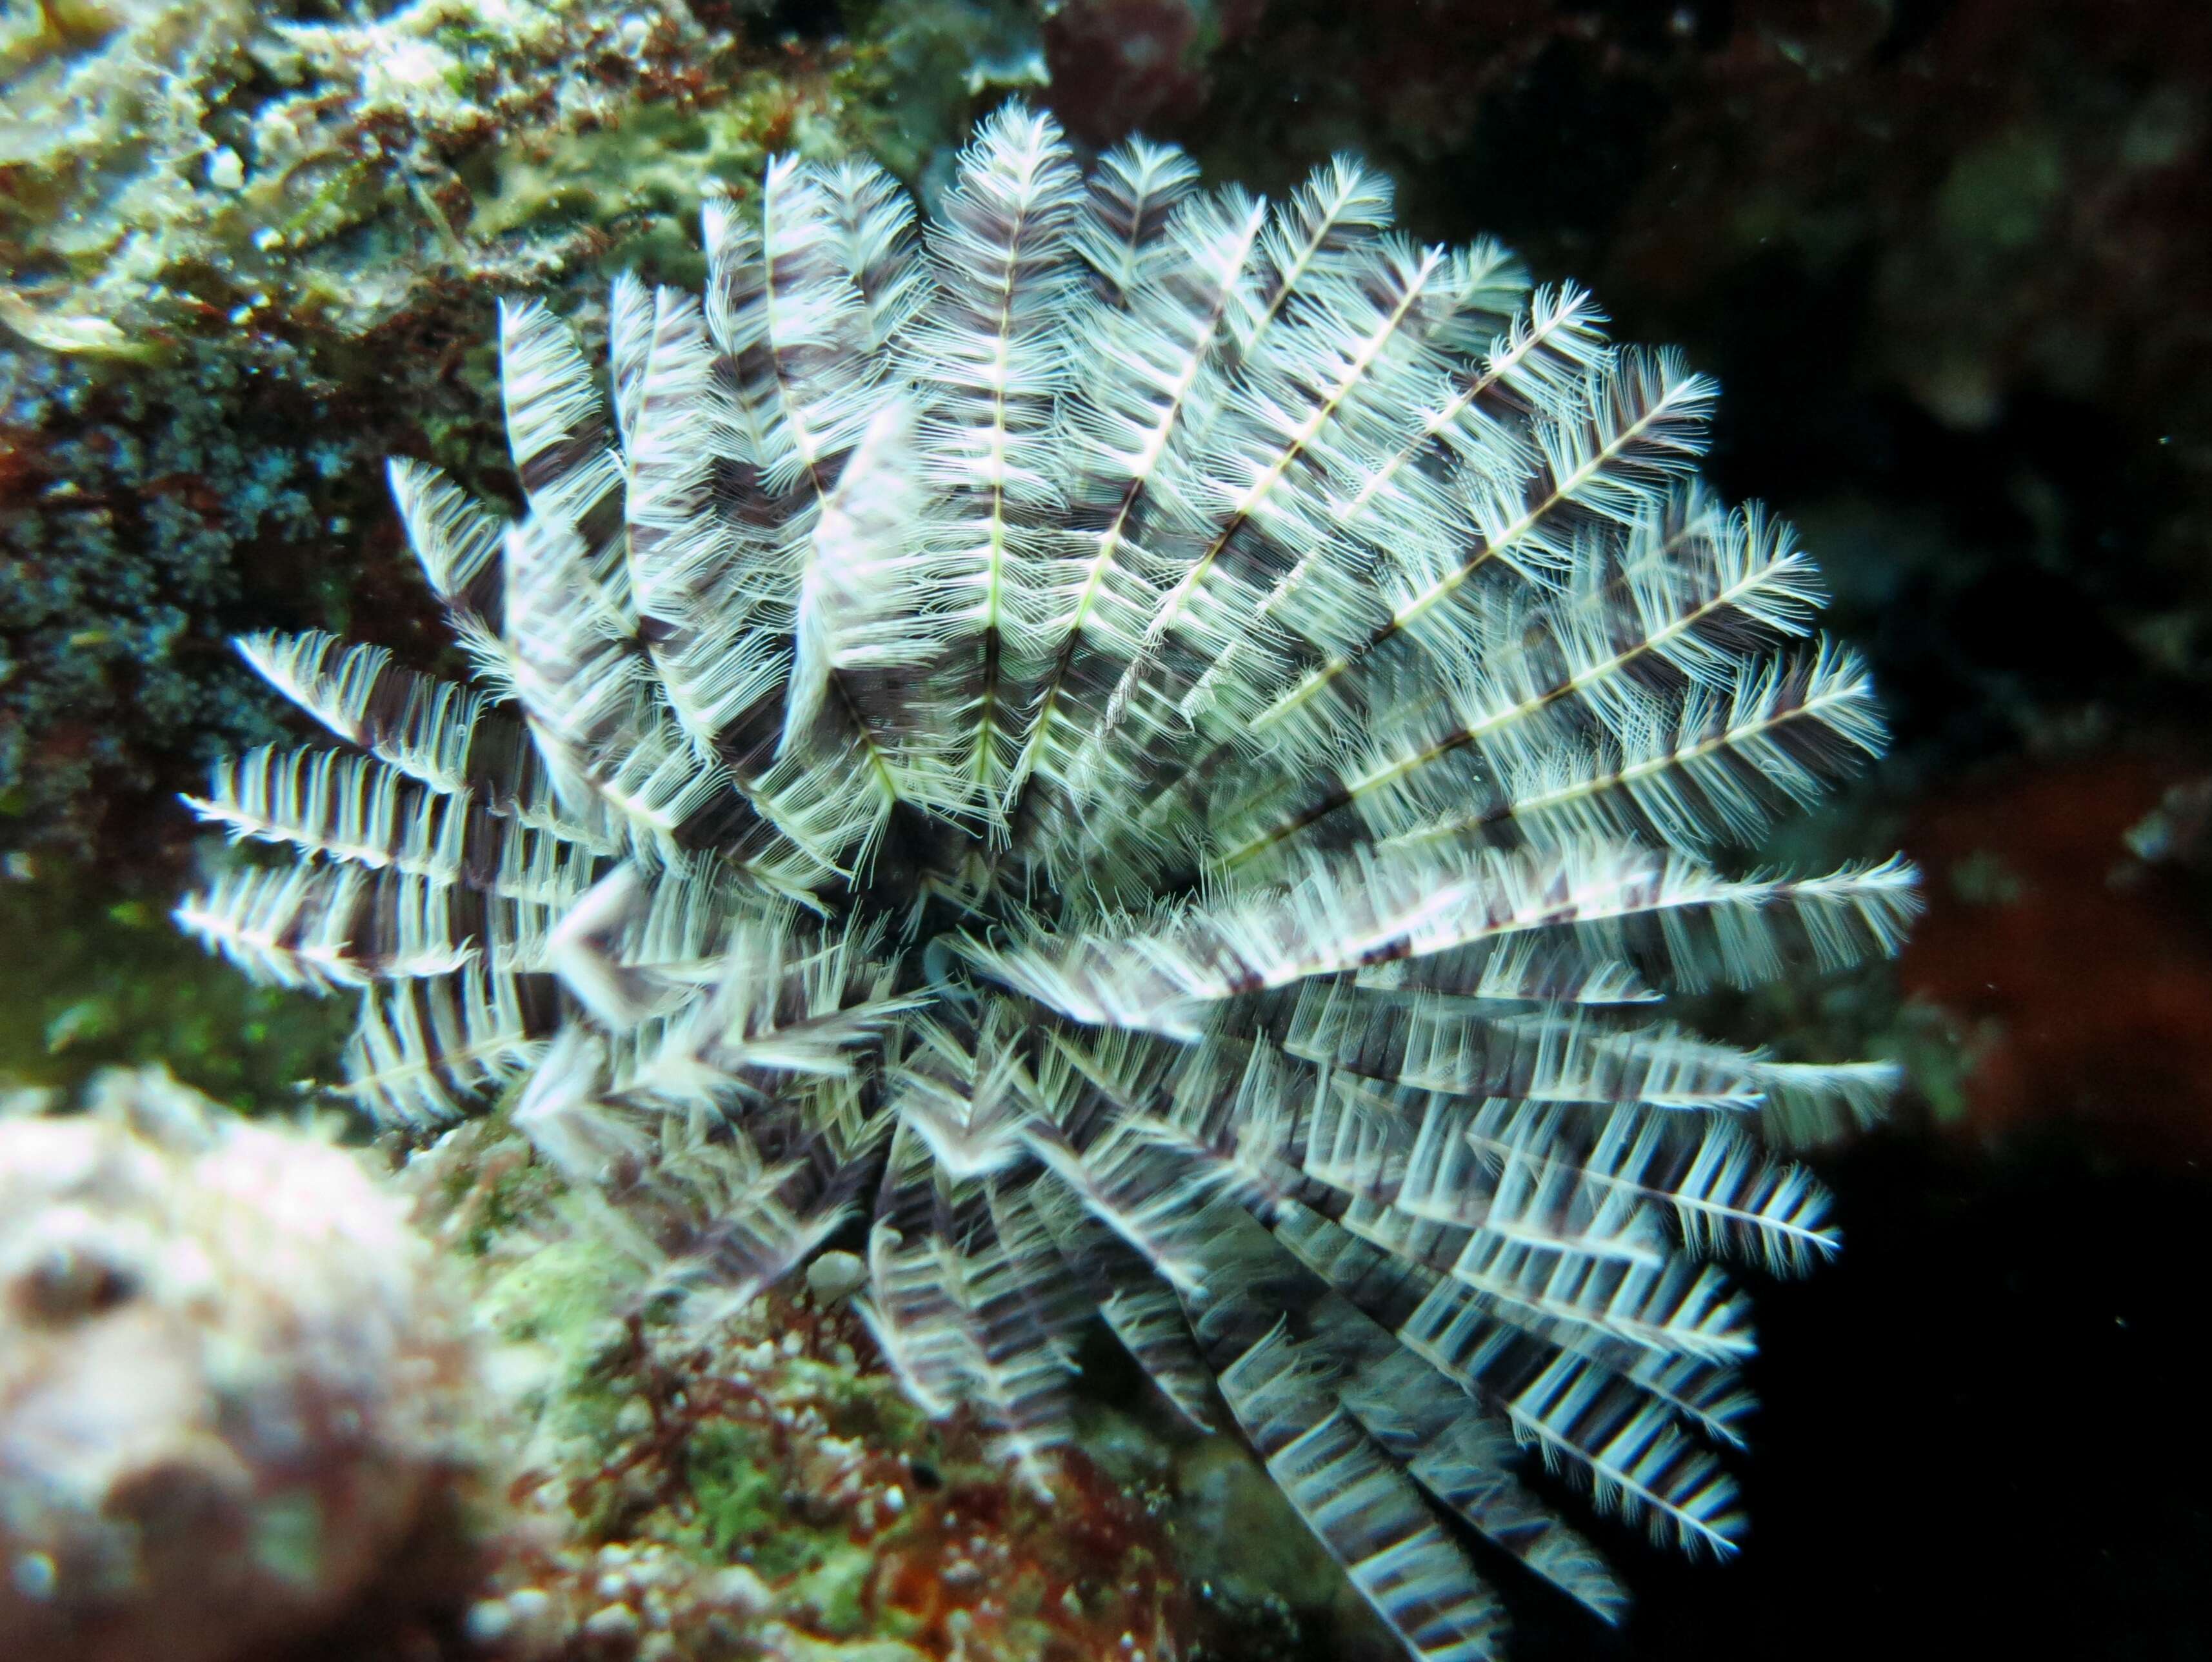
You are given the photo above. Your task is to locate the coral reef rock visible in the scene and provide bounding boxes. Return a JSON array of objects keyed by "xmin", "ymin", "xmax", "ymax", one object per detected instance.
[
  {"xmin": 403, "ymin": 1114, "xmax": 1187, "ymax": 1662},
  {"xmin": 0, "ymin": 0, "xmax": 1029, "ymax": 870},
  {"xmin": 0, "ymin": 1069, "xmax": 476, "ymax": 1662}
]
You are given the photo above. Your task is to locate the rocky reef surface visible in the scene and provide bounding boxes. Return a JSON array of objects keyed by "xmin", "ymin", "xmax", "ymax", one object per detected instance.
[
  {"xmin": 0, "ymin": 0, "xmax": 1054, "ymax": 1100},
  {"xmin": 0, "ymin": 1068, "xmax": 1370, "ymax": 1662},
  {"xmin": 391, "ymin": 1113, "xmax": 1205, "ymax": 1662}
]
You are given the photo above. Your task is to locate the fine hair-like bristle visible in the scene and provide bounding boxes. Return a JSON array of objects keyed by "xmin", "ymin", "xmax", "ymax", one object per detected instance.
[{"xmin": 175, "ymin": 103, "xmax": 1917, "ymax": 1660}]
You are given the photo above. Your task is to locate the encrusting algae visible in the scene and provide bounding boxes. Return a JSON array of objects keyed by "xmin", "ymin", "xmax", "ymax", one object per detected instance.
[{"xmin": 406, "ymin": 1112, "xmax": 1193, "ymax": 1662}]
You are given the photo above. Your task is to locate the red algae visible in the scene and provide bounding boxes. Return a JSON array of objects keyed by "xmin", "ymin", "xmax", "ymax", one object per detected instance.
[{"xmin": 1899, "ymin": 752, "xmax": 2212, "ymax": 1154}]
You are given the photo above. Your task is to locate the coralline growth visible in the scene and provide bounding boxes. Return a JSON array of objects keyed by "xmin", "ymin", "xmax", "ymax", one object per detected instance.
[
  {"xmin": 403, "ymin": 1112, "xmax": 1192, "ymax": 1661},
  {"xmin": 175, "ymin": 103, "xmax": 1915, "ymax": 1660},
  {"xmin": 0, "ymin": 0, "xmax": 1066, "ymax": 870},
  {"xmin": 0, "ymin": 0, "xmax": 778, "ymax": 863}
]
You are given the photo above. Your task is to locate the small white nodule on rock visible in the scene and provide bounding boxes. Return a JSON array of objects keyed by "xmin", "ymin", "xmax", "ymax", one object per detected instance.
[
  {"xmin": 804, "ymin": 1249, "xmax": 866, "ymax": 1306},
  {"xmin": 582, "ymin": 1601, "xmax": 642, "ymax": 1643},
  {"xmin": 705, "ymin": 1563, "xmax": 772, "ymax": 1619},
  {"xmin": 462, "ymin": 1598, "xmax": 516, "ymax": 1643}
]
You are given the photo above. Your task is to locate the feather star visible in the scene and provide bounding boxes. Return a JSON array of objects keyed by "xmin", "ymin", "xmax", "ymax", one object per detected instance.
[{"xmin": 176, "ymin": 104, "xmax": 1919, "ymax": 1660}]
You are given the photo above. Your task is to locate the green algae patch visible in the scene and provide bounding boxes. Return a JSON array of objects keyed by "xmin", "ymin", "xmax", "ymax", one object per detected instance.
[
  {"xmin": 780, "ymin": 1540, "xmax": 879, "ymax": 1638},
  {"xmin": 682, "ymin": 1419, "xmax": 791, "ymax": 1564},
  {"xmin": 787, "ymin": 1355, "xmax": 930, "ymax": 1450},
  {"xmin": 0, "ymin": 856, "xmax": 352, "ymax": 1109},
  {"xmin": 477, "ymin": 1231, "xmax": 626, "ymax": 1363},
  {"xmin": 473, "ymin": 1227, "xmax": 641, "ymax": 1457},
  {"xmin": 1937, "ymin": 128, "xmax": 2067, "ymax": 254},
  {"xmin": 460, "ymin": 61, "xmax": 866, "ymax": 281}
]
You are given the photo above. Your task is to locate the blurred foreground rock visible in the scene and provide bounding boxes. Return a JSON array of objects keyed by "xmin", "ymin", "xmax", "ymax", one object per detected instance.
[{"xmin": 0, "ymin": 1068, "xmax": 480, "ymax": 1662}]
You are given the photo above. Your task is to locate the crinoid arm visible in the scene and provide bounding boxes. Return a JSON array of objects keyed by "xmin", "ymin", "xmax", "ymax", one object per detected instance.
[{"xmin": 177, "ymin": 102, "xmax": 1917, "ymax": 1661}]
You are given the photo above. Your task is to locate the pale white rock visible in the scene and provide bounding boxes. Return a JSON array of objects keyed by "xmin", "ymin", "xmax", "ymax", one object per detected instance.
[{"xmin": 0, "ymin": 1070, "xmax": 475, "ymax": 1662}]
